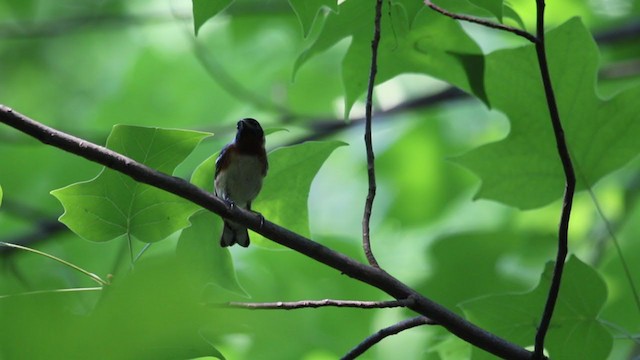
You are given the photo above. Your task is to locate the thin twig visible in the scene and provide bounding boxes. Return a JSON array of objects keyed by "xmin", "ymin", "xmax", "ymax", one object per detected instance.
[
  {"xmin": 219, "ymin": 298, "xmax": 414, "ymax": 310},
  {"xmin": 341, "ymin": 316, "xmax": 434, "ymax": 360},
  {"xmin": 0, "ymin": 105, "xmax": 535, "ymax": 359},
  {"xmin": 424, "ymin": 0, "xmax": 538, "ymax": 43},
  {"xmin": 532, "ymin": 1, "xmax": 576, "ymax": 358},
  {"xmin": 361, "ymin": 0, "xmax": 383, "ymax": 269}
]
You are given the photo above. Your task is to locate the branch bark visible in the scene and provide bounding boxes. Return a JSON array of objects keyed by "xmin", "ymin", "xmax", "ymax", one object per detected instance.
[
  {"xmin": 532, "ymin": 1, "xmax": 576, "ymax": 357},
  {"xmin": 361, "ymin": 0, "xmax": 383, "ymax": 269},
  {"xmin": 0, "ymin": 105, "xmax": 535, "ymax": 359}
]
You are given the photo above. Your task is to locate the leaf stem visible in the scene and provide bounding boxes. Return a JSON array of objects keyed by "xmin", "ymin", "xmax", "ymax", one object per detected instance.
[
  {"xmin": 361, "ymin": 0, "xmax": 383, "ymax": 269},
  {"xmin": 0, "ymin": 287, "xmax": 102, "ymax": 299},
  {"xmin": 0, "ymin": 242, "xmax": 109, "ymax": 286}
]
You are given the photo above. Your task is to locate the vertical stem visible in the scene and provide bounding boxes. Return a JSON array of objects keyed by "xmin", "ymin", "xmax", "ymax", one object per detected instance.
[
  {"xmin": 533, "ymin": 0, "xmax": 576, "ymax": 358},
  {"xmin": 362, "ymin": 0, "xmax": 383, "ymax": 268}
]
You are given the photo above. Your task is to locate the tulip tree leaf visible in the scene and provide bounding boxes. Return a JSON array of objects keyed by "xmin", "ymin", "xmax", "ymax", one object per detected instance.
[
  {"xmin": 294, "ymin": 0, "xmax": 484, "ymax": 117},
  {"xmin": 457, "ymin": 18, "xmax": 640, "ymax": 209},
  {"xmin": 51, "ymin": 125, "xmax": 211, "ymax": 243},
  {"xmin": 461, "ymin": 256, "xmax": 612, "ymax": 360},
  {"xmin": 253, "ymin": 140, "xmax": 346, "ymax": 248}
]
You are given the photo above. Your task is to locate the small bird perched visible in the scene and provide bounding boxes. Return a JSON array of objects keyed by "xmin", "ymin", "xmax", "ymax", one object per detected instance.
[{"xmin": 214, "ymin": 118, "xmax": 268, "ymax": 247}]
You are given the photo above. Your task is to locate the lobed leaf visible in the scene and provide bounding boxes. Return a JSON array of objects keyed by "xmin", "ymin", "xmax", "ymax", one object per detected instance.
[
  {"xmin": 462, "ymin": 256, "xmax": 612, "ymax": 360},
  {"xmin": 51, "ymin": 126, "xmax": 211, "ymax": 243},
  {"xmin": 251, "ymin": 140, "xmax": 346, "ymax": 248},
  {"xmin": 457, "ymin": 18, "xmax": 640, "ymax": 209},
  {"xmin": 294, "ymin": 0, "xmax": 485, "ymax": 117}
]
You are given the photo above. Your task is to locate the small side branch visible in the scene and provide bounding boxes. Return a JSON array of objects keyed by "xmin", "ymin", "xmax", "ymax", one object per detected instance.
[
  {"xmin": 361, "ymin": 0, "xmax": 383, "ymax": 269},
  {"xmin": 424, "ymin": 0, "xmax": 537, "ymax": 43},
  {"xmin": 219, "ymin": 298, "xmax": 414, "ymax": 310},
  {"xmin": 341, "ymin": 316, "xmax": 434, "ymax": 360}
]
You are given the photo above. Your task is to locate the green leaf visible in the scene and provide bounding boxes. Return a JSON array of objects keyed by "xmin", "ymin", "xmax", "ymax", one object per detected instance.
[
  {"xmin": 467, "ymin": 0, "xmax": 504, "ymax": 20},
  {"xmin": 252, "ymin": 140, "xmax": 346, "ymax": 248},
  {"xmin": 295, "ymin": 0, "xmax": 484, "ymax": 117},
  {"xmin": 176, "ymin": 210, "xmax": 247, "ymax": 296},
  {"xmin": 0, "ymin": 184, "xmax": 2, "ymax": 207},
  {"xmin": 461, "ymin": 256, "xmax": 612, "ymax": 360},
  {"xmin": 457, "ymin": 18, "xmax": 640, "ymax": 209},
  {"xmin": 51, "ymin": 126, "xmax": 211, "ymax": 243},
  {"xmin": 288, "ymin": 0, "xmax": 337, "ymax": 38},
  {"xmin": 193, "ymin": 0, "xmax": 234, "ymax": 36}
]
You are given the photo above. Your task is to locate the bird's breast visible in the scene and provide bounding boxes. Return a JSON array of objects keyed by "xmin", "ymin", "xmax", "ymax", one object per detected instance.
[{"xmin": 215, "ymin": 154, "xmax": 265, "ymax": 207}]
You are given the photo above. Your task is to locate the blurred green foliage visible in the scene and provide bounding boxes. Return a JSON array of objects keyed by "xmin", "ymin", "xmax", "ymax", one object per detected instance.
[{"xmin": 1, "ymin": 0, "xmax": 640, "ymax": 359}]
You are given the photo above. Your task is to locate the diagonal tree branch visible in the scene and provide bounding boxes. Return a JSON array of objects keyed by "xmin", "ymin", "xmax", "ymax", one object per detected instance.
[
  {"xmin": 0, "ymin": 105, "xmax": 535, "ymax": 359},
  {"xmin": 341, "ymin": 316, "xmax": 434, "ymax": 360},
  {"xmin": 361, "ymin": 0, "xmax": 383, "ymax": 269},
  {"xmin": 219, "ymin": 298, "xmax": 414, "ymax": 310}
]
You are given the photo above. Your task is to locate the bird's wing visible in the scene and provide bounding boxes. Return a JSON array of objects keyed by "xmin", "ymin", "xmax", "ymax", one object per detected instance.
[{"xmin": 215, "ymin": 143, "xmax": 234, "ymax": 179}]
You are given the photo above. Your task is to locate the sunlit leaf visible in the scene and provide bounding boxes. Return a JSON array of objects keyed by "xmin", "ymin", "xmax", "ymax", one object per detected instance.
[
  {"xmin": 462, "ymin": 256, "xmax": 612, "ymax": 360},
  {"xmin": 295, "ymin": 0, "xmax": 484, "ymax": 117},
  {"xmin": 457, "ymin": 18, "xmax": 640, "ymax": 209},
  {"xmin": 51, "ymin": 126, "xmax": 210, "ymax": 243}
]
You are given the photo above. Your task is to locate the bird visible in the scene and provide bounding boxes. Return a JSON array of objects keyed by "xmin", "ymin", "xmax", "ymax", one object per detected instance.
[{"xmin": 214, "ymin": 118, "xmax": 268, "ymax": 247}]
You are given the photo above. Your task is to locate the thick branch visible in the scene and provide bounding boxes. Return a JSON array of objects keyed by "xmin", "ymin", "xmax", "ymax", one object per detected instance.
[
  {"xmin": 0, "ymin": 105, "xmax": 534, "ymax": 359},
  {"xmin": 342, "ymin": 316, "xmax": 434, "ymax": 360},
  {"xmin": 220, "ymin": 299, "xmax": 413, "ymax": 310},
  {"xmin": 361, "ymin": 0, "xmax": 383, "ymax": 269},
  {"xmin": 532, "ymin": 1, "xmax": 576, "ymax": 358}
]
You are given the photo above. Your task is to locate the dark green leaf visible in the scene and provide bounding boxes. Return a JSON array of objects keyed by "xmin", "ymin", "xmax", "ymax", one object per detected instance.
[
  {"xmin": 462, "ymin": 256, "xmax": 612, "ymax": 360},
  {"xmin": 468, "ymin": 0, "xmax": 503, "ymax": 20},
  {"xmin": 193, "ymin": 0, "xmax": 234, "ymax": 36},
  {"xmin": 51, "ymin": 126, "xmax": 210, "ymax": 243}
]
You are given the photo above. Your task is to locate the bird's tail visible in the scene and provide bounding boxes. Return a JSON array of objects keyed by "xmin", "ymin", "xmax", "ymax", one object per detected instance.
[{"xmin": 220, "ymin": 221, "xmax": 250, "ymax": 247}]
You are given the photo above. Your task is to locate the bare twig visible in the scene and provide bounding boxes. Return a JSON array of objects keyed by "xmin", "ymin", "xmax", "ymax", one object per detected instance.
[
  {"xmin": 220, "ymin": 298, "xmax": 414, "ymax": 310},
  {"xmin": 361, "ymin": 0, "xmax": 383, "ymax": 269},
  {"xmin": 341, "ymin": 316, "xmax": 434, "ymax": 360},
  {"xmin": 424, "ymin": 0, "xmax": 537, "ymax": 43},
  {"xmin": 531, "ymin": 1, "xmax": 576, "ymax": 358},
  {"xmin": 0, "ymin": 105, "xmax": 535, "ymax": 359}
]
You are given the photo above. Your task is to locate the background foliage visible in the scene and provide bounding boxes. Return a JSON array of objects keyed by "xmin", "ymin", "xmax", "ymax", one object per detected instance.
[{"xmin": 1, "ymin": 0, "xmax": 640, "ymax": 359}]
